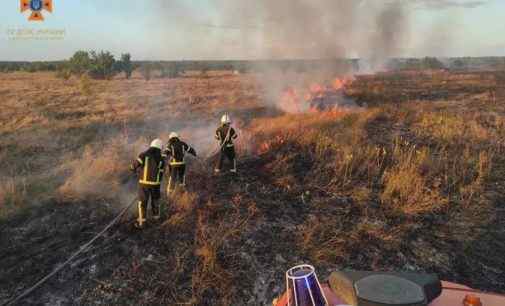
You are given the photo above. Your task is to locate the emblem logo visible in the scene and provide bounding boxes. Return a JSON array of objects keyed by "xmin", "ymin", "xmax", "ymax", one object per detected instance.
[{"xmin": 20, "ymin": 0, "xmax": 53, "ymax": 21}]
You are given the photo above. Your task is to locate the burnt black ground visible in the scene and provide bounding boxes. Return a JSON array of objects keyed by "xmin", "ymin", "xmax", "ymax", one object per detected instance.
[{"xmin": 1, "ymin": 152, "xmax": 504, "ymax": 305}]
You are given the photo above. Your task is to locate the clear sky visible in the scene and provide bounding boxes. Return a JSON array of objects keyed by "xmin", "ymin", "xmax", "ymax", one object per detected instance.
[{"xmin": 1, "ymin": 0, "xmax": 504, "ymax": 61}]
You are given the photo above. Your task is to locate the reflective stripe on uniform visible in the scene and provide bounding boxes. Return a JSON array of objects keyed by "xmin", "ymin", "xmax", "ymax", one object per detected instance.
[
  {"xmin": 156, "ymin": 161, "xmax": 163, "ymax": 182},
  {"xmin": 139, "ymin": 180, "xmax": 161, "ymax": 186},
  {"xmin": 226, "ymin": 143, "xmax": 234, "ymax": 147},
  {"xmin": 143, "ymin": 157, "xmax": 149, "ymax": 182},
  {"xmin": 139, "ymin": 156, "xmax": 162, "ymax": 185},
  {"xmin": 170, "ymin": 161, "xmax": 185, "ymax": 166},
  {"xmin": 167, "ymin": 177, "xmax": 172, "ymax": 193},
  {"xmin": 137, "ymin": 202, "xmax": 146, "ymax": 226},
  {"xmin": 137, "ymin": 157, "xmax": 143, "ymax": 164}
]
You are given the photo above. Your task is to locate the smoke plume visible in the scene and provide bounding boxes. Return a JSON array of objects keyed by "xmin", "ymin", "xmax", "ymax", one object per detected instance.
[
  {"xmin": 192, "ymin": 0, "xmax": 412, "ymax": 112},
  {"xmin": 212, "ymin": 0, "xmax": 410, "ymax": 64}
]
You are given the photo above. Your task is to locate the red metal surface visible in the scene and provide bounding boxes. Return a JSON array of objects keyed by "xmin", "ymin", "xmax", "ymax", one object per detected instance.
[
  {"xmin": 431, "ymin": 281, "xmax": 505, "ymax": 306},
  {"xmin": 274, "ymin": 285, "xmax": 345, "ymax": 306},
  {"xmin": 274, "ymin": 281, "xmax": 505, "ymax": 306}
]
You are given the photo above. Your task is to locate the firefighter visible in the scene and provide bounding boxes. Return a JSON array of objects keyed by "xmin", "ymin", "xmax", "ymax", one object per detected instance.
[
  {"xmin": 163, "ymin": 132, "xmax": 197, "ymax": 195},
  {"xmin": 214, "ymin": 113, "xmax": 238, "ymax": 173},
  {"xmin": 130, "ymin": 139, "xmax": 165, "ymax": 228}
]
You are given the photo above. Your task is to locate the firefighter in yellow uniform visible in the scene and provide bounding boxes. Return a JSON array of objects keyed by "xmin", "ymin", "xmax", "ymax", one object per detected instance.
[
  {"xmin": 214, "ymin": 114, "xmax": 238, "ymax": 173},
  {"xmin": 130, "ymin": 139, "xmax": 165, "ymax": 228},
  {"xmin": 163, "ymin": 132, "xmax": 197, "ymax": 195}
]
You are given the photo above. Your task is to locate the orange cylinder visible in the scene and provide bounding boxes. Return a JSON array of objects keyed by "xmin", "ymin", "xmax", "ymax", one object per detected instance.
[{"xmin": 463, "ymin": 294, "xmax": 483, "ymax": 306}]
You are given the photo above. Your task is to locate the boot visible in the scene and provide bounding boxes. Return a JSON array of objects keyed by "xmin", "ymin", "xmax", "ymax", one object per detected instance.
[
  {"xmin": 230, "ymin": 159, "xmax": 237, "ymax": 173},
  {"xmin": 152, "ymin": 201, "xmax": 161, "ymax": 220}
]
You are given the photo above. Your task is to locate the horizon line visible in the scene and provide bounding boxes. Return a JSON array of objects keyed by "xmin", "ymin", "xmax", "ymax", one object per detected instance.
[{"xmin": 1, "ymin": 56, "xmax": 505, "ymax": 63}]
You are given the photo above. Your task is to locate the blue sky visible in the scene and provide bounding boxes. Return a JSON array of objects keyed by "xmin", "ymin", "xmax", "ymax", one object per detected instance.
[{"xmin": 1, "ymin": 0, "xmax": 504, "ymax": 61}]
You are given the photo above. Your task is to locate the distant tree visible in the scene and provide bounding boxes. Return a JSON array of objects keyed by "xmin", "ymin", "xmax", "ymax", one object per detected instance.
[
  {"xmin": 55, "ymin": 63, "xmax": 71, "ymax": 80},
  {"xmin": 24, "ymin": 63, "xmax": 37, "ymax": 73},
  {"xmin": 119, "ymin": 53, "xmax": 133, "ymax": 79},
  {"xmin": 1, "ymin": 62, "xmax": 18, "ymax": 72},
  {"xmin": 69, "ymin": 51, "xmax": 92, "ymax": 75},
  {"xmin": 404, "ymin": 58, "xmax": 422, "ymax": 70},
  {"xmin": 88, "ymin": 51, "xmax": 117, "ymax": 80},
  {"xmin": 452, "ymin": 59, "xmax": 466, "ymax": 70},
  {"xmin": 422, "ymin": 57, "xmax": 445, "ymax": 70}
]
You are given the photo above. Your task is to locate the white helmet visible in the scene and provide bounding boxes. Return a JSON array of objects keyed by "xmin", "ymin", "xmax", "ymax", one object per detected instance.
[
  {"xmin": 169, "ymin": 132, "xmax": 179, "ymax": 140},
  {"xmin": 221, "ymin": 113, "xmax": 231, "ymax": 125},
  {"xmin": 150, "ymin": 138, "xmax": 163, "ymax": 150}
]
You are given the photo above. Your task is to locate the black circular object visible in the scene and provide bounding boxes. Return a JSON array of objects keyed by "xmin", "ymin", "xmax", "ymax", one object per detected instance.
[{"xmin": 355, "ymin": 275, "xmax": 425, "ymax": 305}]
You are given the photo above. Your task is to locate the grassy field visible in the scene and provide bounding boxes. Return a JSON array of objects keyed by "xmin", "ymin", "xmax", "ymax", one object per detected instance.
[{"xmin": 1, "ymin": 70, "xmax": 504, "ymax": 305}]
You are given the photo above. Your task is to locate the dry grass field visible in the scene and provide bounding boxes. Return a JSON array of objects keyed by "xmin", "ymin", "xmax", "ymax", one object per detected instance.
[{"xmin": 1, "ymin": 70, "xmax": 504, "ymax": 305}]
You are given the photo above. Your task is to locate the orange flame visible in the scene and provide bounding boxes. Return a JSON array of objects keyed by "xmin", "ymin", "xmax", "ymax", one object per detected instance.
[
  {"xmin": 258, "ymin": 135, "xmax": 286, "ymax": 154},
  {"xmin": 279, "ymin": 76, "xmax": 355, "ymax": 114},
  {"xmin": 280, "ymin": 87, "xmax": 302, "ymax": 113},
  {"xmin": 333, "ymin": 76, "xmax": 354, "ymax": 90}
]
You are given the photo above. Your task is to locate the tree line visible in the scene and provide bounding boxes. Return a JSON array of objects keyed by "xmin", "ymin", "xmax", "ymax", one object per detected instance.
[
  {"xmin": 2, "ymin": 55, "xmax": 505, "ymax": 78},
  {"xmin": 61, "ymin": 50, "xmax": 134, "ymax": 80},
  {"xmin": 0, "ymin": 61, "xmax": 61, "ymax": 73},
  {"xmin": 0, "ymin": 51, "xmax": 134, "ymax": 79}
]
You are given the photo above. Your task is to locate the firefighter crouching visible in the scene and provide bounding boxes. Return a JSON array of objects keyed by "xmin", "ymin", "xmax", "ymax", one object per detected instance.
[
  {"xmin": 164, "ymin": 132, "xmax": 197, "ymax": 195},
  {"xmin": 130, "ymin": 139, "xmax": 166, "ymax": 228},
  {"xmin": 214, "ymin": 114, "xmax": 238, "ymax": 173}
]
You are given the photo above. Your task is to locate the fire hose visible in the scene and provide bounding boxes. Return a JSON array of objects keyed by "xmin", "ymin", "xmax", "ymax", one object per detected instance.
[{"xmin": 2, "ymin": 197, "xmax": 138, "ymax": 306}]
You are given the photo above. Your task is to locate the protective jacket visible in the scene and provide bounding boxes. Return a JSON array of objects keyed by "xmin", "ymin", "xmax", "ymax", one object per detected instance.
[
  {"xmin": 131, "ymin": 147, "xmax": 165, "ymax": 186},
  {"xmin": 215, "ymin": 125, "xmax": 238, "ymax": 149},
  {"xmin": 163, "ymin": 138, "xmax": 196, "ymax": 166}
]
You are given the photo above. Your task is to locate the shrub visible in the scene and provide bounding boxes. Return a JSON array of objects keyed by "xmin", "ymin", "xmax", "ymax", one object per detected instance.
[
  {"xmin": 119, "ymin": 53, "xmax": 133, "ymax": 79},
  {"xmin": 69, "ymin": 50, "xmax": 91, "ymax": 75},
  {"xmin": 88, "ymin": 51, "xmax": 118, "ymax": 80}
]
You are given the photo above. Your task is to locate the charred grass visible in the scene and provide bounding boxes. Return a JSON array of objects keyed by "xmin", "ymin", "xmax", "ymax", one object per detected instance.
[{"xmin": 251, "ymin": 97, "xmax": 505, "ymax": 293}]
